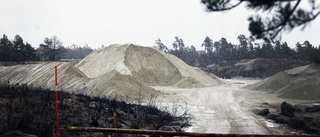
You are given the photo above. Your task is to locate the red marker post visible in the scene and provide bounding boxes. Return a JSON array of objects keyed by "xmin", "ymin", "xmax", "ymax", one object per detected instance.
[{"xmin": 55, "ymin": 66, "xmax": 59, "ymax": 137}]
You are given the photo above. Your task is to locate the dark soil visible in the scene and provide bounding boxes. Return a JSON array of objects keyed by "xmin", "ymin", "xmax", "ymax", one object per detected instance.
[{"xmin": 0, "ymin": 84, "xmax": 190, "ymax": 137}]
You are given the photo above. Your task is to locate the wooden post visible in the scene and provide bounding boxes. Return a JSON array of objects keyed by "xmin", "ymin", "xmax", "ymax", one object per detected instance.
[
  {"xmin": 53, "ymin": 126, "xmax": 59, "ymax": 137},
  {"xmin": 113, "ymin": 112, "xmax": 119, "ymax": 137}
]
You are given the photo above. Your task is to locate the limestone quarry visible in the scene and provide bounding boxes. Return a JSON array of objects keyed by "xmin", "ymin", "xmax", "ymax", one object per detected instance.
[
  {"xmin": 0, "ymin": 44, "xmax": 223, "ymax": 102},
  {"xmin": 1, "ymin": 44, "xmax": 319, "ymax": 135}
]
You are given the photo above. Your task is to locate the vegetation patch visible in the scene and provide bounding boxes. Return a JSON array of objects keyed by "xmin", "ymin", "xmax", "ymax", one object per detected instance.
[{"xmin": 0, "ymin": 84, "xmax": 190, "ymax": 137}]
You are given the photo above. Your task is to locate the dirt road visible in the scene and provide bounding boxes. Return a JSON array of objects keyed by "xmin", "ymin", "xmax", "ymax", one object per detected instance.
[{"xmin": 153, "ymin": 78, "xmax": 275, "ymax": 134}]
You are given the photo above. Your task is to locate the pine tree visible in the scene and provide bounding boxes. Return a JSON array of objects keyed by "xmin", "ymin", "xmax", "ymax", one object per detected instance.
[
  {"xmin": 38, "ymin": 36, "xmax": 66, "ymax": 61},
  {"xmin": 0, "ymin": 35, "xmax": 14, "ymax": 61}
]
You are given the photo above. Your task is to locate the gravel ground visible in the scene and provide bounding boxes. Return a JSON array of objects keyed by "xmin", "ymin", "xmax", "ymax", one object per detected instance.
[{"xmin": 152, "ymin": 78, "xmax": 315, "ymax": 135}]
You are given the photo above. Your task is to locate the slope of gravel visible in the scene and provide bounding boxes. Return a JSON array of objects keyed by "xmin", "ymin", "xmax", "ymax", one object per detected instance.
[
  {"xmin": 0, "ymin": 62, "xmax": 159, "ymax": 102},
  {"xmin": 0, "ymin": 62, "xmax": 89, "ymax": 92},
  {"xmin": 76, "ymin": 44, "xmax": 223, "ymax": 88},
  {"xmin": 247, "ymin": 64, "xmax": 320, "ymax": 100},
  {"xmin": 0, "ymin": 44, "xmax": 223, "ymax": 102}
]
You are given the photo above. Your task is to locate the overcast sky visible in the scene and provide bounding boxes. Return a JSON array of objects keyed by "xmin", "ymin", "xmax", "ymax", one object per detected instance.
[{"xmin": 1, "ymin": 0, "xmax": 319, "ymax": 50}]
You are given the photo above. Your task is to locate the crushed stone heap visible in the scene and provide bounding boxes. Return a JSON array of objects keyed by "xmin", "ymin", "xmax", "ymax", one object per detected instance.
[
  {"xmin": 0, "ymin": 62, "xmax": 158, "ymax": 102},
  {"xmin": 247, "ymin": 64, "xmax": 320, "ymax": 100},
  {"xmin": 0, "ymin": 62, "xmax": 89, "ymax": 92},
  {"xmin": 0, "ymin": 44, "xmax": 223, "ymax": 101},
  {"xmin": 76, "ymin": 44, "xmax": 223, "ymax": 88}
]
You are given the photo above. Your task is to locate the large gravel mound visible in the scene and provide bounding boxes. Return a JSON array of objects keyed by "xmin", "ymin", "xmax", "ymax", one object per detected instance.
[
  {"xmin": 84, "ymin": 70, "xmax": 159, "ymax": 101},
  {"xmin": 247, "ymin": 64, "xmax": 320, "ymax": 100},
  {"xmin": 0, "ymin": 62, "xmax": 159, "ymax": 102},
  {"xmin": 0, "ymin": 62, "xmax": 89, "ymax": 92},
  {"xmin": 75, "ymin": 44, "xmax": 132, "ymax": 78},
  {"xmin": 77, "ymin": 44, "xmax": 223, "ymax": 87},
  {"xmin": 0, "ymin": 44, "xmax": 223, "ymax": 101}
]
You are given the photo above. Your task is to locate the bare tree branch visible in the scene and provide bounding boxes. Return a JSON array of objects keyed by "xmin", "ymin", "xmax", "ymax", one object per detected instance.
[
  {"xmin": 203, "ymin": 0, "xmax": 243, "ymax": 11},
  {"xmin": 264, "ymin": 0, "xmax": 301, "ymax": 39},
  {"xmin": 202, "ymin": 0, "xmax": 319, "ymax": 40}
]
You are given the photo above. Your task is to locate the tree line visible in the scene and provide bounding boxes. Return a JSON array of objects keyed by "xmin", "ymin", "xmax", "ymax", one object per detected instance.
[
  {"xmin": 0, "ymin": 34, "xmax": 93, "ymax": 62},
  {"xmin": 0, "ymin": 35, "xmax": 37, "ymax": 62},
  {"xmin": 154, "ymin": 35, "xmax": 320, "ymax": 67},
  {"xmin": 1, "ymin": 34, "xmax": 319, "ymax": 66}
]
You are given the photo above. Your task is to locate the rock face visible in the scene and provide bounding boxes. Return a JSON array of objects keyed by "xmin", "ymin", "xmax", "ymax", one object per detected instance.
[
  {"xmin": 247, "ymin": 64, "xmax": 320, "ymax": 100},
  {"xmin": 0, "ymin": 44, "xmax": 223, "ymax": 102}
]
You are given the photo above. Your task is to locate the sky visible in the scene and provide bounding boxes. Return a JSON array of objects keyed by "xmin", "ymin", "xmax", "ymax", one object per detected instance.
[{"xmin": 1, "ymin": 0, "xmax": 319, "ymax": 50}]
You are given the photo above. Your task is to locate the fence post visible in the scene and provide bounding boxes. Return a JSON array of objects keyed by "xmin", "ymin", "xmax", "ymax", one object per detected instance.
[
  {"xmin": 113, "ymin": 112, "xmax": 119, "ymax": 137},
  {"xmin": 53, "ymin": 126, "xmax": 59, "ymax": 137}
]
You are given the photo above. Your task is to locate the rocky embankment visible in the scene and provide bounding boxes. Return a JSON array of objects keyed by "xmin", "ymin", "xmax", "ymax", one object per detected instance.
[
  {"xmin": 254, "ymin": 102, "xmax": 320, "ymax": 135},
  {"xmin": 0, "ymin": 85, "xmax": 190, "ymax": 137},
  {"xmin": 204, "ymin": 58, "xmax": 308, "ymax": 78}
]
